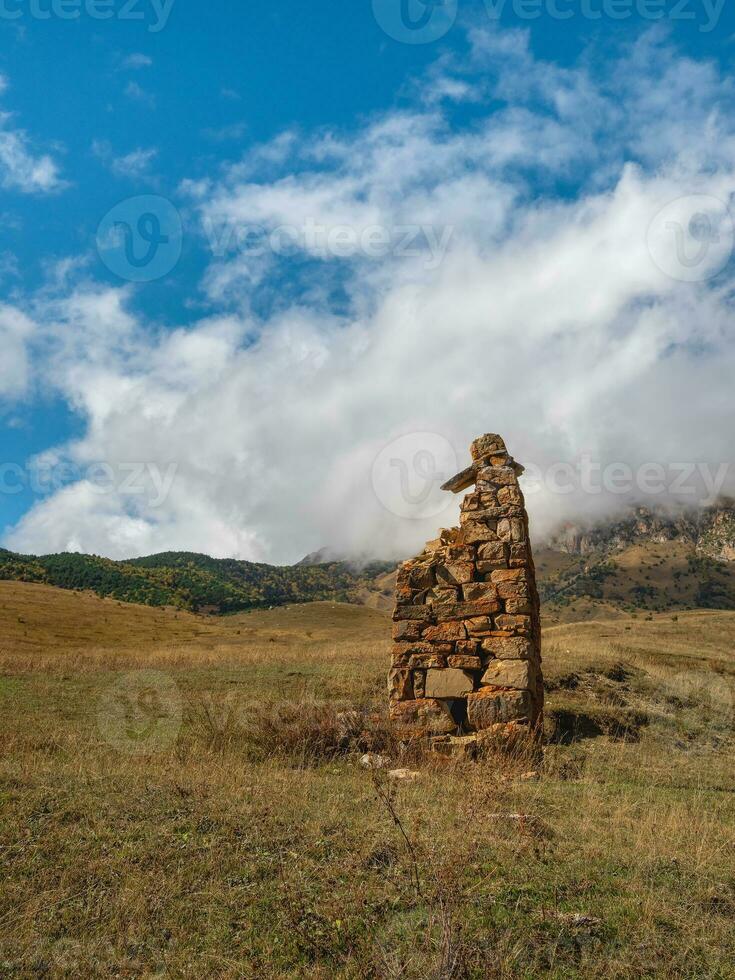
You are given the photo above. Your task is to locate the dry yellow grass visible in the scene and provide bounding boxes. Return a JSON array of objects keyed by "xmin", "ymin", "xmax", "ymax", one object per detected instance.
[{"xmin": 1, "ymin": 581, "xmax": 734, "ymax": 977}]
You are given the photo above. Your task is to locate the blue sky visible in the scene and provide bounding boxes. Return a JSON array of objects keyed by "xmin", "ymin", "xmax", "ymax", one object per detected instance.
[{"xmin": 1, "ymin": 1, "xmax": 735, "ymax": 561}]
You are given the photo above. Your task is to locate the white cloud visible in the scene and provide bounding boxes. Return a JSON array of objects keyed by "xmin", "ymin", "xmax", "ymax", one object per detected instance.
[
  {"xmin": 0, "ymin": 100, "xmax": 64, "ymax": 194},
  {"xmin": 0, "ymin": 303, "xmax": 34, "ymax": 400},
  {"xmin": 6, "ymin": 30, "xmax": 735, "ymax": 562},
  {"xmin": 121, "ymin": 53, "xmax": 153, "ymax": 70},
  {"xmin": 124, "ymin": 81, "xmax": 156, "ymax": 108},
  {"xmin": 92, "ymin": 140, "xmax": 158, "ymax": 179}
]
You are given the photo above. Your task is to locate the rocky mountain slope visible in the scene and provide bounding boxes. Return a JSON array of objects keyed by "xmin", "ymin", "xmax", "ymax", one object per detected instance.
[{"xmin": 537, "ymin": 501, "xmax": 735, "ymax": 621}]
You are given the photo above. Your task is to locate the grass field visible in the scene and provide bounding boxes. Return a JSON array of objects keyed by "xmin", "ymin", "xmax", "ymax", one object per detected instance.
[{"xmin": 1, "ymin": 581, "xmax": 734, "ymax": 978}]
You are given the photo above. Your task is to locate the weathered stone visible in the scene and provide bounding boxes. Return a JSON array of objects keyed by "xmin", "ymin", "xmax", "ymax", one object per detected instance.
[
  {"xmin": 461, "ymin": 493, "xmax": 481, "ymax": 511},
  {"xmin": 427, "ymin": 587, "xmax": 460, "ymax": 605},
  {"xmin": 462, "ymin": 582, "xmax": 498, "ymax": 602},
  {"xmin": 406, "ymin": 563, "xmax": 436, "ymax": 590},
  {"xmin": 494, "ymin": 614, "xmax": 532, "ymax": 634},
  {"xmin": 476, "ymin": 466, "xmax": 517, "ymax": 487},
  {"xmin": 395, "ymin": 584, "xmax": 413, "ymax": 604},
  {"xmin": 476, "ymin": 561, "xmax": 505, "ymax": 575},
  {"xmin": 496, "ymin": 518, "xmax": 512, "ymax": 541},
  {"xmin": 497, "ymin": 485, "xmax": 524, "ymax": 506},
  {"xmin": 436, "ymin": 562, "xmax": 474, "ymax": 586},
  {"xmin": 456, "ymin": 522, "xmax": 499, "ymax": 544},
  {"xmin": 505, "ymin": 597, "xmax": 532, "ymax": 614},
  {"xmin": 389, "ymin": 698, "xmax": 456, "ymax": 735},
  {"xmin": 360, "ymin": 752, "xmax": 389, "ymax": 769},
  {"xmin": 388, "ymin": 768, "xmax": 421, "ymax": 781},
  {"xmin": 496, "ymin": 580, "xmax": 529, "ymax": 600},
  {"xmin": 388, "ymin": 668, "xmax": 414, "ymax": 701},
  {"xmin": 466, "ymin": 687, "xmax": 532, "ymax": 729},
  {"xmin": 475, "ymin": 721, "xmax": 530, "ymax": 751},
  {"xmin": 455, "ymin": 640, "xmax": 479, "ymax": 657},
  {"xmin": 408, "ymin": 652, "xmax": 447, "ymax": 669},
  {"xmin": 490, "ymin": 567, "xmax": 526, "ymax": 584},
  {"xmin": 425, "ymin": 668, "xmax": 476, "ymax": 699},
  {"xmin": 413, "ymin": 669, "xmax": 426, "ymax": 698},
  {"xmin": 447, "ymin": 654, "xmax": 483, "ymax": 669},
  {"xmin": 431, "ymin": 733, "xmax": 478, "ymax": 759},
  {"xmin": 447, "ymin": 545, "xmax": 475, "ymax": 561},
  {"xmin": 423, "ymin": 621, "xmax": 467, "ymax": 643},
  {"xmin": 464, "ymin": 616, "xmax": 496, "ymax": 637},
  {"xmin": 392, "ymin": 641, "xmax": 435, "ymax": 659},
  {"xmin": 481, "ymin": 659, "xmax": 536, "ymax": 690},
  {"xmin": 423, "ymin": 536, "xmax": 444, "ymax": 551},
  {"xmin": 392, "ymin": 606, "xmax": 434, "ymax": 622},
  {"xmin": 392, "ymin": 620, "xmax": 423, "ymax": 641},
  {"xmin": 477, "ymin": 541, "xmax": 506, "ymax": 563},
  {"xmin": 480, "ymin": 635, "xmax": 534, "ymax": 660},
  {"xmin": 433, "ymin": 600, "xmax": 502, "ymax": 620},
  {"xmin": 470, "ymin": 433, "xmax": 507, "ymax": 460},
  {"xmin": 508, "ymin": 543, "xmax": 528, "ymax": 566},
  {"xmin": 441, "ymin": 465, "xmax": 478, "ymax": 494}
]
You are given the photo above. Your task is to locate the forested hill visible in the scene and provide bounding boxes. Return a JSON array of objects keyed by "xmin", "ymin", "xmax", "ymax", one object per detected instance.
[{"xmin": 0, "ymin": 548, "xmax": 395, "ymax": 614}]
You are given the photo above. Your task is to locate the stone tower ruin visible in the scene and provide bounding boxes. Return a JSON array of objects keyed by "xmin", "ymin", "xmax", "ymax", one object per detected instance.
[{"xmin": 389, "ymin": 433, "xmax": 543, "ymax": 748}]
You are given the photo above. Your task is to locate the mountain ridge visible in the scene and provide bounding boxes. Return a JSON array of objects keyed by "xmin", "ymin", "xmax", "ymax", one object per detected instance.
[{"xmin": 2, "ymin": 501, "xmax": 734, "ymax": 618}]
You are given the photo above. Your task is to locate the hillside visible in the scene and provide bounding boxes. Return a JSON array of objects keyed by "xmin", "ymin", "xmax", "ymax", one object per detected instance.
[
  {"xmin": 539, "ymin": 501, "xmax": 735, "ymax": 621},
  {"xmin": 1, "ymin": 581, "xmax": 734, "ymax": 976},
  {"xmin": 0, "ymin": 548, "xmax": 394, "ymax": 615}
]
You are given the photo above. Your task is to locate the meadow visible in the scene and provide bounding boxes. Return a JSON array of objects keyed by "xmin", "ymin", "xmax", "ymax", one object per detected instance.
[{"xmin": 0, "ymin": 581, "xmax": 734, "ymax": 978}]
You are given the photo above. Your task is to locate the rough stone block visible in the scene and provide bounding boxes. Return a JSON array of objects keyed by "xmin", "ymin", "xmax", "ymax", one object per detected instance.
[
  {"xmin": 412, "ymin": 669, "xmax": 426, "ymax": 698},
  {"xmin": 477, "ymin": 541, "xmax": 506, "ymax": 563},
  {"xmin": 496, "ymin": 580, "xmax": 529, "ymax": 600},
  {"xmin": 466, "ymin": 687, "xmax": 532, "ymax": 730},
  {"xmin": 433, "ymin": 600, "xmax": 501, "ymax": 620},
  {"xmin": 408, "ymin": 652, "xmax": 448, "ymax": 669},
  {"xmin": 389, "ymin": 698, "xmax": 457, "ymax": 736},
  {"xmin": 388, "ymin": 668, "xmax": 414, "ymax": 701},
  {"xmin": 447, "ymin": 654, "xmax": 483, "ymax": 669},
  {"xmin": 392, "ymin": 620, "xmax": 423, "ymax": 641},
  {"xmin": 423, "ymin": 621, "xmax": 467, "ymax": 642},
  {"xmin": 464, "ymin": 616, "xmax": 496, "ymax": 637},
  {"xmin": 461, "ymin": 582, "xmax": 498, "ymax": 602},
  {"xmin": 392, "ymin": 606, "xmax": 434, "ymax": 622},
  {"xmin": 481, "ymin": 659, "xmax": 536, "ymax": 690},
  {"xmin": 490, "ymin": 567, "xmax": 525, "ymax": 584},
  {"xmin": 476, "ymin": 465, "xmax": 517, "ymax": 487},
  {"xmin": 497, "ymin": 485, "xmax": 524, "ymax": 506},
  {"xmin": 431, "ymin": 733, "xmax": 478, "ymax": 759},
  {"xmin": 436, "ymin": 562, "xmax": 474, "ymax": 586},
  {"xmin": 505, "ymin": 597, "xmax": 532, "ymax": 614},
  {"xmin": 480, "ymin": 636, "xmax": 534, "ymax": 660},
  {"xmin": 494, "ymin": 614, "xmax": 532, "ymax": 634},
  {"xmin": 424, "ymin": 668, "xmax": 476, "ymax": 699},
  {"xmin": 407, "ymin": 564, "xmax": 436, "ymax": 590},
  {"xmin": 470, "ymin": 433, "xmax": 507, "ymax": 459}
]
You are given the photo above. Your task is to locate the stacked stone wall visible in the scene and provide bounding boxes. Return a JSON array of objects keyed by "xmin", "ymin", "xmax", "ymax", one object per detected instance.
[{"xmin": 389, "ymin": 433, "xmax": 543, "ymax": 745}]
